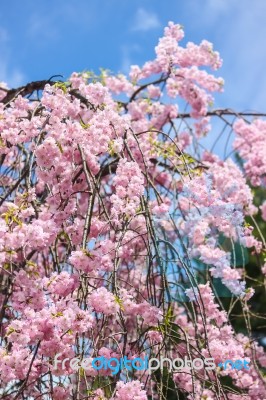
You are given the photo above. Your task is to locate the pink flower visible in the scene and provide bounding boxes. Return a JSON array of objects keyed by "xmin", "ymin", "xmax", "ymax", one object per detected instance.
[
  {"xmin": 88, "ymin": 287, "xmax": 119, "ymax": 315},
  {"xmin": 114, "ymin": 380, "xmax": 147, "ymax": 400}
]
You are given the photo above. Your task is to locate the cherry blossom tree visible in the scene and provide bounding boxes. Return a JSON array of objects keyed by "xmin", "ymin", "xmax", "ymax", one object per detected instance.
[{"xmin": 0, "ymin": 22, "xmax": 265, "ymax": 400}]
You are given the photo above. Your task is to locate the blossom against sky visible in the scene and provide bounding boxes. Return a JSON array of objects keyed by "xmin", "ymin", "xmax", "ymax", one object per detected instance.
[{"xmin": 0, "ymin": 0, "xmax": 265, "ymax": 111}]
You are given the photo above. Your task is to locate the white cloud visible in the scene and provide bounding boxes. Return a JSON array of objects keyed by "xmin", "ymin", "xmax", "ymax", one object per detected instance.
[
  {"xmin": 186, "ymin": 0, "xmax": 236, "ymax": 27},
  {"xmin": 217, "ymin": 2, "xmax": 266, "ymax": 110},
  {"xmin": 205, "ymin": 0, "xmax": 231, "ymax": 14},
  {"xmin": 184, "ymin": 0, "xmax": 266, "ymax": 156},
  {"xmin": 0, "ymin": 27, "xmax": 9, "ymax": 43},
  {"xmin": 0, "ymin": 58, "xmax": 25, "ymax": 88},
  {"xmin": 27, "ymin": 15, "xmax": 58, "ymax": 40},
  {"xmin": 185, "ymin": 1, "xmax": 266, "ymax": 111},
  {"xmin": 120, "ymin": 52, "xmax": 131, "ymax": 74},
  {"xmin": 131, "ymin": 8, "xmax": 160, "ymax": 32},
  {"xmin": 27, "ymin": 3, "xmax": 94, "ymax": 41},
  {"xmin": 0, "ymin": 26, "xmax": 25, "ymax": 88},
  {"xmin": 119, "ymin": 44, "xmax": 141, "ymax": 74}
]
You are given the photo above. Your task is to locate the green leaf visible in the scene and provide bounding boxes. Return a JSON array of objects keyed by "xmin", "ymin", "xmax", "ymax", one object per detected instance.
[{"xmin": 114, "ymin": 295, "xmax": 124, "ymax": 311}]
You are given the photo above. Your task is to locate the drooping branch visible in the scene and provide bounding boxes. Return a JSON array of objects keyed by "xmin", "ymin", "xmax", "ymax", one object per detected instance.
[
  {"xmin": 178, "ymin": 108, "xmax": 266, "ymax": 119},
  {"xmin": 2, "ymin": 79, "xmax": 266, "ymax": 121},
  {"xmin": 0, "ymin": 77, "xmax": 62, "ymax": 105}
]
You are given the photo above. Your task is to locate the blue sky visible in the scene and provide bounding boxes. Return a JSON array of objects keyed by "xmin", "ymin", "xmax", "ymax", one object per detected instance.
[{"xmin": 1, "ymin": 0, "xmax": 266, "ymax": 113}]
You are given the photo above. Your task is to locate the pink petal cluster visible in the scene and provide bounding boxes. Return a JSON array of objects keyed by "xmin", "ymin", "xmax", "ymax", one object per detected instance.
[{"xmin": 0, "ymin": 21, "xmax": 265, "ymax": 400}]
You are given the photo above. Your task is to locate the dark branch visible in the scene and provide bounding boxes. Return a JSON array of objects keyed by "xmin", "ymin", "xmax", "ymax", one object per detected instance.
[
  {"xmin": 0, "ymin": 79, "xmax": 60, "ymax": 105},
  {"xmin": 178, "ymin": 108, "xmax": 266, "ymax": 119}
]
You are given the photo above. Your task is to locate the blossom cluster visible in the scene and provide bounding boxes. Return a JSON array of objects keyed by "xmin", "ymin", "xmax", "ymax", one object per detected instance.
[{"xmin": 0, "ymin": 21, "xmax": 265, "ymax": 400}]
